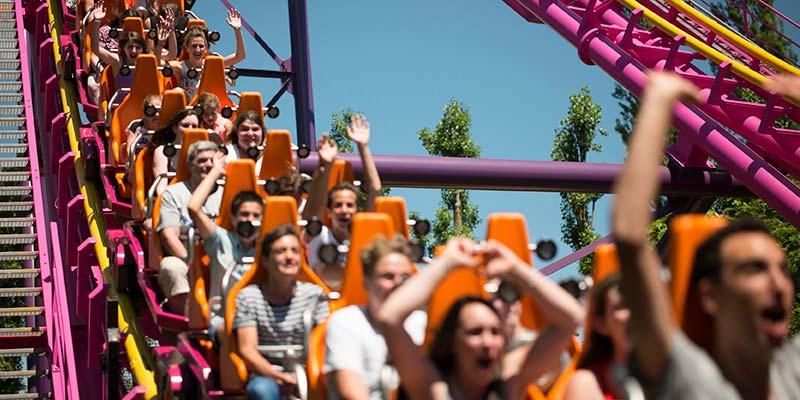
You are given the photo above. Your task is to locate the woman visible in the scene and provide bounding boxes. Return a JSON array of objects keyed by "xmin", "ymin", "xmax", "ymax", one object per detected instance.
[
  {"xmin": 151, "ymin": 108, "xmax": 200, "ymax": 195},
  {"xmin": 376, "ymin": 238, "xmax": 584, "ymax": 400},
  {"xmin": 168, "ymin": 8, "xmax": 246, "ymax": 100},
  {"xmin": 197, "ymin": 92, "xmax": 232, "ymax": 141},
  {"xmin": 224, "ymin": 111, "xmax": 264, "ymax": 171},
  {"xmin": 564, "ymin": 275, "xmax": 629, "ymax": 400}
]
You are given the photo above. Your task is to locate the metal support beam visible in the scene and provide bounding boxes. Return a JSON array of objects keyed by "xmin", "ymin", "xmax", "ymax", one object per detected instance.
[{"xmin": 287, "ymin": 0, "xmax": 316, "ymax": 149}]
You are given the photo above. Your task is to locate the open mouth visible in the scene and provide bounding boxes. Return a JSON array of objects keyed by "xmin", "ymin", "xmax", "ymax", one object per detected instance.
[
  {"xmin": 477, "ymin": 357, "xmax": 494, "ymax": 370},
  {"xmin": 762, "ymin": 305, "xmax": 787, "ymax": 323}
]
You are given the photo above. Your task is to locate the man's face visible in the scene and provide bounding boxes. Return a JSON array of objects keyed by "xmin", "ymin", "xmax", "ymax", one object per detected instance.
[
  {"xmin": 709, "ymin": 232, "xmax": 793, "ymax": 349},
  {"xmin": 231, "ymin": 201, "xmax": 263, "ymax": 243},
  {"xmin": 365, "ymin": 253, "xmax": 414, "ymax": 304},
  {"xmin": 327, "ymin": 189, "xmax": 357, "ymax": 235},
  {"xmin": 190, "ymin": 149, "xmax": 217, "ymax": 181}
]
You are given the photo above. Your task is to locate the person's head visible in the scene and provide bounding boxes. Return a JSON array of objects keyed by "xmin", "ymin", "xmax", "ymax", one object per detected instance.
[
  {"xmin": 326, "ymin": 182, "xmax": 359, "ymax": 237},
  {"xmin": 576, "ymin": 275, "xmax": 629, "ymax": 369},
  {"xmin": 118, "ymin": 31, "xmax": 147, "ymax": 62},
  {"xmin": 182, "ymin": 27, "xmax": 208, "ymax": 62},
  {"xmin": 230, "ymin": 191, "xmax": 264, "ymax": 245},
  {"xmin": 152, "ymin": 108, "xmax": 199, "ymax": 145},
  {"xmin": 360, "ymin": 236, "xmax": 414, "ymax": 307},
  {"xmin": 260, "ymin": 224, "xmax": 302, "ymax": 281},
  {"xmin": 277, "ymin": 169, "xmax": 304, "ymax": 201},
  {"xmin": 430, "ymin": 296, "xmax": 505, "ymax": 388},
  {"xmin": 197, "ymin": 93, "xmax": 221, "ymax": 128},
  {"xmin": 141, "ymin": 94, "xmax": 162, "ymax": 130},
  {"xmin": 228, "ymin": 111, "xmax": 264, "ymax": 152},
  {"xmin": 186, "ymin": 140, "xmax": 218, "ymax": 182},
  {"xmin": 691, "ymin": 217, "xmax": 792, "ymax": 350}
]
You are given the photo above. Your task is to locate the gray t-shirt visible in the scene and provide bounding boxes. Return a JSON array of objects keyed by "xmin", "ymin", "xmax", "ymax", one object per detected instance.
[
  {"xmin": 634, "ymin": 331, "xmax": 800, "ymax": 400},
  {"xmin": 204, "ymin": 226, "xmax": 255, "ymax": 321},
  {"xmin": 157, "ymin": 181, "xmax": 222, "ymax": 258},
  {"xmin": 233, "ymin": 282, "xmax": 329, "ymax": 366}
]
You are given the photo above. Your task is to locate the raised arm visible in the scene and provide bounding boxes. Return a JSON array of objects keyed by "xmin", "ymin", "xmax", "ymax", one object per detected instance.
[
  {"xmin": 89, "ymin": 6, "xmax": 120, "ymax": 71},
  {"xmin": 302, "ymin": 134, "xmax": 337, "ymax": 220},
  {"xmin": 481, "ymin": 241, "xmax": 584, "ymax": 398},
  {"xmin": 375, "ymin": 238, "xmax": 479, "ymax": 400},
  {"xmin": 152, "ymin": 9, "xmax": 176, "ymax": 63},
  {"xmin": 611, "ymin": 72, "xmax": 700, "ymax": 381},
  {"xmin": 223, "ymin": 9, "xmax": 246, "ymax": 67},
  {"xmin": 188, "ymin": 152, "xmax": 225, "ymax": 240},
  {"xmin": 347, "ymin": 115, "xmax": 382, "ymax": 211}
]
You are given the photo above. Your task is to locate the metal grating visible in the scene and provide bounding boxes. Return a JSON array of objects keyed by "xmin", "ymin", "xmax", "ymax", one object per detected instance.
[
  {"xmin": 0, "ymin": 171, "xmax": 30, "ymax": 182},
  {"xmin": 0, "ymin": 287, "xmax": 40, "ymax": 297},
  {"xmin": 0, "ymin": 269, "xmax": 38, "ymax": 279},
  {"xmin": 0, "ymin": 233, "xmax": 34, "ymax": 244},
  {"xmin": 0, "ymin": 217, "xmax": 34, "ymax": 227},
  {"xmin": 0, "ymin": 251, "xmax": 38, "ymax": 261},
  {"xmin": 0, "ymin": 157, "xmax": 28, "ymax": 168},
  {"xmin": 0, "ymin": 201, "xmax": 32, "ymax": 212},
  {"xmin": 0, "ymin": 306, "xmax": 44, "ymax": 317}
]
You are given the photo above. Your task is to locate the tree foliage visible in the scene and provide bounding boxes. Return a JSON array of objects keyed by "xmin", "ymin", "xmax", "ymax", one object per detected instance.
[
  {"xmin": 416, "ymin": 100, "xmax": 481, "ymax": 253},
  {"xmin": 551, "ymin": 87, "xmax": 606, "ymax": 274}
]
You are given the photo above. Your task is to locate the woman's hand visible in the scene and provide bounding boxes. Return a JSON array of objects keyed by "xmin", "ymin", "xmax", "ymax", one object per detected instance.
[{"xmin": 226, "ymin": 8, "xmax": 242, "ymax": 30}]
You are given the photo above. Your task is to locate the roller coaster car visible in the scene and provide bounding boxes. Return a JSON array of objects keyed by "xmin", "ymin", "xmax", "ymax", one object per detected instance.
[
  {"xmin": 257, "ymin": 129, "xmax": 295, "ymax": 184},
  {"xmin": 187, "ymin": 55, "xmax": 235, "ymax": 108},
  {"xmin": 222, "ymin": 196, "xmax": 327, "ymax": 394}
]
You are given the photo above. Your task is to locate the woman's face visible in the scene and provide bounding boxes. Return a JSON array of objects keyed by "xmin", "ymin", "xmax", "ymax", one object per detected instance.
[
  {"xmin": 123, "ymin": 41, "xmax": 143, "ymax": 61},
  {"xmin": 201, "ymin": 105, "xmax": 218, "ymax": 128},
  {"xmin": 173, "ymin": 114, "xmax": 199, "ymax": 137},
  {"xmin": 264, "ymin": 234, "xmax": 301, "ymax": 279},
  {"xmin": 595, "ymin": 286, "xmax": 630, "ymax": 354},
  {"xmin": 185, "ymin": 37, "xmax": 207, "ymax": 62},
  {"xmin": 142, "ymin": 99, "xmax": 162, "ymax": 129},
  {"xmin": 236, "ymin": 119, "xmax": 263, "ymax": 150},
  {"xmin": 453, "ymin": 302, "xmax": 505, "ymax": 385}
]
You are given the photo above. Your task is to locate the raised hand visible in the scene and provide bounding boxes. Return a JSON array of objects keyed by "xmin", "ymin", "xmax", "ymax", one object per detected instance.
[
  {"xmin": 317, "ymin": 133, "xmax": 338, "ymax": 167},
  {"xmin": 646, "ymin": 72, "xmax": 702, "ymax": 103},
  {"xmin": 439, "ymin": 237, "xmax": 480, "ymax": 270},
  {"xmin": 212, "ymin": 150, "xmax": 227, "ymax": 175},
  {"xmin": 346, "ymin": 114, "xmax": 371, "ymax": 146},
  {"xmin": 91, "ymin": 3, "xmax": 106, "ymax": 22},
  {"xmin": 226, "ymin": 8, "xmax": 242, "ymax": 30},
  {"xmin": 480, "ymin": 240, "xmax": 524, "ymax": 279},
  {"xmin": 765, "ymin": 74, "xmax": 800, "ymax": 104}
]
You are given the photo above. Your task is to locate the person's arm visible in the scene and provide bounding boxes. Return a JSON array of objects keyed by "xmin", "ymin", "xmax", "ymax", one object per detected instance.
[
  {"xmin": 301, "ymin": 134, "xmax": 337, "ymax": 220},
  {"xmin": 188, "ymin": 152, "xmax": 225, "ymax": 241},
  {"xmin": 563, "ymin": 370, "xmax": 605, "ymax": 400},
  {"xmin": 375, "ymin": 238, "xmax": 479, "ymax": 400},
  {"xmin": 611, "ymin": 72, "xmax": 701, "ymax": 381},
  {"xmin": 237, "ymin": 326, "xmax": 296, "ymax": 382},
  {"xmin": 88, "ymin": 7, "xmax": 120, "ymax": 71},
  {"xmin": 153, "ymin": 145, "xmax": 169, "ymax": 196},
  {"xmin": 481, "ymin": 241, "xmax": 584, "ymax": 397},
  {"xmin": 223, "ymin": 9, "xmax": 246, "ymax": 67},
  {"xmin": 347, "ymin": 115, "xmax": 381, "ymax": 211},
  {"xmin": 158, "ymin": 190, "xmax": 188, "ymax": 258}
]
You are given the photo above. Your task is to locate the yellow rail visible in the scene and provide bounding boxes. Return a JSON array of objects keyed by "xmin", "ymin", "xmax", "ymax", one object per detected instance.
[
  {"xmin": 618, "ymin": 0, "xmax": 771, "ymax": 87},
  {"xmin": 45, "ymin": 1, "xmax": 158, "ymax": 398},
  {"xmin": 665, "ymin": 0, "xmax": 800, "ymax": 76}
]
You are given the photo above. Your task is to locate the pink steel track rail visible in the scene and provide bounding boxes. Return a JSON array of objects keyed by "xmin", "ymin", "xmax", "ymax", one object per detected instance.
[{"xmin": 502, "ymin": 0, "xmax": 800, "ymax": 227}]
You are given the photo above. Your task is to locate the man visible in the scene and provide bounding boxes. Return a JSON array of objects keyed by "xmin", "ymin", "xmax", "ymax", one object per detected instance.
[
  {"xmin": 157, "ymin": 140, "xmax": 223, "ymax": 315},
  {"xmin": 324, "ymin": 237, "xmax": 426, "ymax": 399},
  {"xmin": 303, "ymin": 115, "xmax": 382, "ymax": 290},
  {"xmin": 612, "ymin": 72, "xmax": 799, "ymax": 399},
  {"xmin": 187, "ymin": 150, "xmax": 263, "ymax": 343}
]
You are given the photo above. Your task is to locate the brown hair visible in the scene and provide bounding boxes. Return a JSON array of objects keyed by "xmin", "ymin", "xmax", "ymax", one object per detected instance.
[
  {"xmin": 197, "ymin": 92, "xmax": 220, "ymax": 110},
  {"xmin": 182, "ymin": 26, "xmax": 207, "ymax": 49},
  {"xmin": 119, "ymin": 31, "xmax": 148, "ymax": 58},
  {"xmin": 576, "ymin": 274, "xmax": 621, "ymax": 369},
  {"xmin": 227, "ymin": 110, "xmax": 265, "ymax": 146},
  {"xmin": 360, "ymin": 236, "xmax": 412, "ymax": 279}
]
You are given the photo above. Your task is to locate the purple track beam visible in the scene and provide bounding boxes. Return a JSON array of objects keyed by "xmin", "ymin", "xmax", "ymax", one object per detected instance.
[{"xmin": 297, "ymin": 153, "xmax": 752, "ymax": 196}]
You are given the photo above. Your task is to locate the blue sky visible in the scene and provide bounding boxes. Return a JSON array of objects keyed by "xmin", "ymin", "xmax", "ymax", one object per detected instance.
[{"xmin": 195, "ymin": 0, "xmax": 800, "ymax": 280}]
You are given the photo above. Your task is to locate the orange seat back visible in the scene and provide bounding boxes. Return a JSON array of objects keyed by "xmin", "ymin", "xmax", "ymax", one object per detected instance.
[
  {"xmin": 259, "ymin": 130, "xmax": 294, "ymax": 180},
  {"xmin": 668, "ymin": 214, "xmax": 727, "ymax": 351},
  {"xmin": 188, "ymin": 55, "xmax": 233, "ymax": 108},
  {"xmin": 374, "ymin": 197, "xmax": 409, "ymax": 239},
  {"xmin": 327, "ymin": 159, "xmax": 355, "ymax": 191},
  {"xmin": 121, "ymin": 17, "xmax": 145, "ymax": 40},
  {"xmin": 333, "ymin": 213, "xmax": 395, "ymax": 310},
  {"xmin": 307, "ymin": 322, "xmax": 328, "ymax": 400},
  {"xmin": 158, "ymin": 89, "xmax": 188, "ymax": 130},
  {"xmin": 149, "ymin": 194, "xmax": 165, "ymax": 271},
  {"xmin": 424, "ymin": 265, "xmax": 487, "ymax": 350},
  {"xmin": 187, "ymin": 244, "xmax": 210, "ymax": 330},
  {"xmin": 187, "ymin": 19, "xmax": 207, "ymax": 30},
  {"xmin": 133, "ymin": 146, "xmax": 155, "ymax": 219},
  {"xmin": 171, "ymin": 129, "xmax": 209, "ymax": 184},
  {"xmin": 485, "ymin": 213, "xmax": 547, "ymax": 330},
  {"xmin": 216, "ymin": 159, "xmax": 259, "ymax": 231},
  {"xmin": 236, "ymin": 92, "xmax": 264, "ymax": 122},
  {"xmin": 109, "ymin": 54, "xmax": 162, "ymax": 165}
]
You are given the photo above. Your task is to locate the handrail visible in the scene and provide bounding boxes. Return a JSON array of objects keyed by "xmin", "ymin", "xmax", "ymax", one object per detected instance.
[
  {"xmin": 662, "ymin": 0, "xmax": 800, "ymax": 76},
  {"xmin": 44, "ymin": 0, "xmax": 159, "ymax": 398}
]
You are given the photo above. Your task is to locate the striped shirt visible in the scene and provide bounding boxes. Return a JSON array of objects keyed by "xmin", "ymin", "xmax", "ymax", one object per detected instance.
[{"xmin": 233, "ymin": 282, "xmax": 328, "ymax": 366}]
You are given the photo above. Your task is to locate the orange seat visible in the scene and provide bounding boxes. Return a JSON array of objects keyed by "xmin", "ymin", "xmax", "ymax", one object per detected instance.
[
  {"xmin": 331, "ymin": 213, "xmax": 395, "ymax": 311},
  {"xmin": 235, "ymin": 92, "xmax": 265, "ymax": 122},
  {"xmin": 98, "ymin": 65, "xmax": 114, "ymax": 127},
  {"xmin": 132, "ymin": 146, "xmax": 155, "ymax": 220},
  {"xmin": 187, "ymin": 159, "xmax": 258, "ymax": 330},
  {"xmin": 121, "ymin": 17, "xmax": 145, "ymax": 40},
  {"xmin": 327, "ymin": 159, "xmax": 355, "ymax": 191},
  {"xmin": 668, "ymin": 214, "xmax": 727, "ymax": 351},
  {"xmin": 171, "ymin": 128, "xmax": 209, "ymax": 184},
  {"xmin": 259, "ymin": 130, "xmax": 294, "ymax": 181},
  {"xmin": 178, "ymin": 19, "xmax": 209, "ymax": 61},
  {"xmin": 307, "ymin": 322, "xmax": 328, "ymax": 400},
  {"xmin": 158, "ymin": 89, "xmax": 188, "ymax": 131},
  {"xmin": 188, "ymin": 55, "xmax": 234, "ymax": 108},
  {"xmin": 222, "ymin": 196, "xmax": 327, "ymax": 392},
  {"xmin": 374, "ymin": 197, "xmax": 410, "ymax": 239}
]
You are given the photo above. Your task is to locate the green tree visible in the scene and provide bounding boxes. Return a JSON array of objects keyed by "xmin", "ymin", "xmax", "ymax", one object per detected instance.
[
  {"xmin": 551, "ymin": 87, "xmax": 606, "ymax": 275},
  {"xmin": 417, "ymin": 100, "xmax": 481, "ymax": 253}
]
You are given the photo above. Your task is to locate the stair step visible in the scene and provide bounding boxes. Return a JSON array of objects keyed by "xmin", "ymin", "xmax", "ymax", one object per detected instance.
[
  {"xmin": 0, "ymin": 61, "xmax": 19, "ymax": 71},
  {"xmin": 0, "ymin": 30, "xmax": 17, "ymax": 41},
  {"xmin": 0, "ymin": 41, "xmax": 17, "ymax": 50},
  {"xmin": 0, "ymin": 21, "xmax": 15, "ymax": 31},
  {"xmin": 0, "ymin": 306, "xmax": 43, "ymax": 317},
  {"xmin": 0, "ymin": 233, "xmax": 34, "ymax": 244},
  {"xmin": 0, "ymin": 130, "xmax": 24, "ymax": 140},
  {"xmin": 0, "ymin": 370, "xmax": 36, "ymax": 379},
  {"xmin": 0, "ymin": 394, "xmax": 41, "ymax": 400},
  {"xmin": 0, "ymin": 251, "xmax": 38, "ymax": 261},
  {"xmin": 0, "ymin": 348, "xmax": 33, "ymax": 357},
  {"xmin": 0, "ymin": 201, "xmax": 32, "ymax": 212},
  {"xmin": 0, "ymin": 157, "xmax": 28, "ymax": 168},
  {"xmin": 0, "ymin": 217, "xmax": 33, "ymax": 227},
  {"xmin": 0, "ymin": 268, "xmax": 37, "ymax": 279},
  {"xmin": 0, "ymin": 186, "xmax": 29, "ymax": 196},
  {"xmin": 0, "ymin": 287, "xmax": 40, "ymax": 297},
  {"xmin": 0, "ymin": 117, "xmax": 23, "ymax": 128},
  {"xmin": 0, "ymin": 170, "xmax": 30, "ymax": 181},
  {"xmin": 0, "ymin": 143, "xmax": 25, "ymax": 154},
  {"xmin": 0, "ymin": 104, "xmax": 22, "ymax": 114},
  {"xmin": 0, "ymin": 327, "xmax": 43, "ymax": 336}
]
